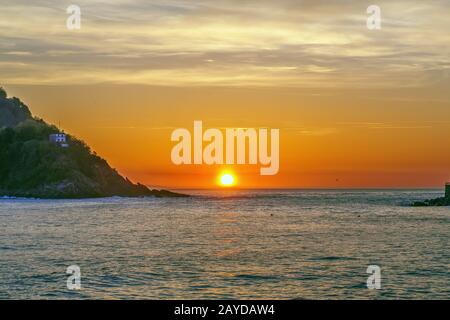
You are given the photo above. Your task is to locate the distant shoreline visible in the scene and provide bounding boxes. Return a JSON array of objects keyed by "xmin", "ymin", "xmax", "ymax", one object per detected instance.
[{"xmin": 0, "ymin": 191, "xmax": 190, "ymax": 200}]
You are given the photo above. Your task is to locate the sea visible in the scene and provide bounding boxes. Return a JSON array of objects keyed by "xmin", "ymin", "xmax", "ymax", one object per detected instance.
[{"xmin": 0, "ymin": 189, "xmax": 448, "ymax": 299}]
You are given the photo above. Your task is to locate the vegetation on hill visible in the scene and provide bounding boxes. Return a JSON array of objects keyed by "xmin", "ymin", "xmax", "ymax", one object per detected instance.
[
  {"xmin": 0, "ymin": 87, "xmax": 186, "ymax": 198},
  {"xmin": 0, "ymin": 87, "xmax": 32, "ymax": 127}
]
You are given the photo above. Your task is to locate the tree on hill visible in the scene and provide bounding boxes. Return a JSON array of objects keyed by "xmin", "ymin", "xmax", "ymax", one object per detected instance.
[
  {"xmin": 0, "ymin": 87, "xmax": 7, "ymax": 99},
  {"xmin": 0, "ymin": 88, "xmax": 32, "ymax": 127},
  {"xmin": 0, "ymin": 86, "xmax": 186, "ymax": 198}
]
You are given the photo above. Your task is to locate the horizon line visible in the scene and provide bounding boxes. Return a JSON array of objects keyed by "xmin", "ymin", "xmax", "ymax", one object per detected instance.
[{"xmin": 156, "ymin": 186, "xmax": 445, "ymax": 191}]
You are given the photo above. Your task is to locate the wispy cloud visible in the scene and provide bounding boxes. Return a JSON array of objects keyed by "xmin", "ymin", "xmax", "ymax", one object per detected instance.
[
  {"xmin": 338, "ymin": 121, "xmax": 443, "ymax": 130},
  {"xmin": 0, "ymin": 0, "xmax": 449, "ymax": 87}
]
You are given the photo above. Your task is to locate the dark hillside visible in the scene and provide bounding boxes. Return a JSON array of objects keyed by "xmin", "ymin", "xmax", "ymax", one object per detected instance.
[{"xmin": 0, "ymin": 87, "xmax": 186, "ymax": 198}]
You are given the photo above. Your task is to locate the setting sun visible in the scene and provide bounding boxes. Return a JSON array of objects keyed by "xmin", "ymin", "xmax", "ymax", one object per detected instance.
[{"xmin": 219, "ymin": 173, "xmax": 236, "ymax": 187}]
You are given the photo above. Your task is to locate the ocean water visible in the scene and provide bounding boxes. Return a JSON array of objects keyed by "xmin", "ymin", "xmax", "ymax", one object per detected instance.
[{"xmin": 0, "ymin": 189, "xmax": 448, "ymax": 300}]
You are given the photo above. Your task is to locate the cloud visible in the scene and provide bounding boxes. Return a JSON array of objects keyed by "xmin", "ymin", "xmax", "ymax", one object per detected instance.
[
  {"xmin": 0, "ymin": 0, "xmax": 449, "ymax": 87},
  {"xmin": 283, "ymin": 126, "xmax": 338, "ymax": 136},
  {"xmin": 337, "ymin": 121, "xmax": 446, "ymax": 130}
]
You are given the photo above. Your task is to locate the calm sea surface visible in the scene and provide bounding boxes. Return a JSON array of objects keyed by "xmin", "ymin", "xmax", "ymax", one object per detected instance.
[{"xmin": 0, "ymin": 189, "xmax": 448, "ymax": 299}]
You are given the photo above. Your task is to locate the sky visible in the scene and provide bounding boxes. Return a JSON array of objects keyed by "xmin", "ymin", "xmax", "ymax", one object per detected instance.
[{"xmin": 1, "ymin": 0, "xmax": 450, "ymax": 188}]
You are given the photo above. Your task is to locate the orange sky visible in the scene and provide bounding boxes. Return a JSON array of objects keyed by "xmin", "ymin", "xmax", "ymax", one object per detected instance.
[
  {"xmin": 1, "ymin": 1, "xmax": 449, "ymax": 188},
  {"xmin": 4, "ymin": 84, "xmax": 450, "ymax": 188}
]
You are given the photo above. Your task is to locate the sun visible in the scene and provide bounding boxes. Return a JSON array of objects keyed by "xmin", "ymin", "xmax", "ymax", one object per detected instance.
[{"xmin": 218, "ymin": 173, "xmax": 236, "ymax": 187}]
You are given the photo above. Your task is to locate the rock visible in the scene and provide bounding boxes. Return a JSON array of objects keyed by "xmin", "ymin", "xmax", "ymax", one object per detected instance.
[{"xmin": 412, "ymin": 197, "xmax": 450, "ymax": 207}]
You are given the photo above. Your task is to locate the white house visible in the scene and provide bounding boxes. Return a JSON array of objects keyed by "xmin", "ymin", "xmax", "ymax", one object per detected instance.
[{"xmin": 49, "ymin": 133, "xmax": 69, "ymax": 147}]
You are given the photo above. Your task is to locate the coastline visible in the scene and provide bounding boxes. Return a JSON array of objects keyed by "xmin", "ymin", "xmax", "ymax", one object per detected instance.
[{"xmin": 0, "ymin": 189, "xmax": 189, "ymax": 200}]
